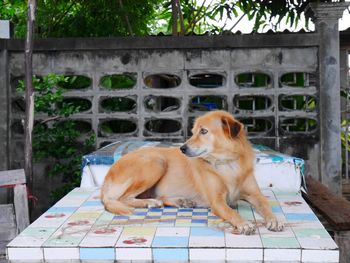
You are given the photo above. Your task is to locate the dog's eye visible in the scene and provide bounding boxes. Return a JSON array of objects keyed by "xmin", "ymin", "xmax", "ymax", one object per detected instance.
[{"xmin": 199, "ymin": 128, "xmax": 208, "ymax": 135}]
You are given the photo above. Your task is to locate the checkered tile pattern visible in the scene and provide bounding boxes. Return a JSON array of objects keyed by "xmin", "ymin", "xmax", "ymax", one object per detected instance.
[{"xmin": 7, "ymin": 188, "xmax": 339, "ymax": 262}]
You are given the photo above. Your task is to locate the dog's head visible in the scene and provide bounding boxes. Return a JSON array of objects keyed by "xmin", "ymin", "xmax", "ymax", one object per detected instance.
[{"xmin": 180, "ymin": 110, "xmax": 246, "ymax": 158}]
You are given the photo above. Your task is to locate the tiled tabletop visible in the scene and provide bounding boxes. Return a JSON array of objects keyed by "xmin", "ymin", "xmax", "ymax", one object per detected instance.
[{"xmin": 7, "ymin": 188, "xmax": 338, "ymax": 262}]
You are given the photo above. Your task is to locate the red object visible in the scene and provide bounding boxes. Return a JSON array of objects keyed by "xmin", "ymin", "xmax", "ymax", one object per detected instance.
[
  {"xmin": 123, "ymin": 237, "xmax": 147, "ymax": 244},
  {"xmin": 45, "ymin": 213, "xmax": 66, "ymax": 218},
  {"xmin": 67, "ymin": 220, "xmax": 90, "ymax": 226},
  {"xmin": 0, "ymin": 183, "xmax": 38, "ymax": 207},
  {"xmin": 94, "ymin": 228, "xmax": 117, "ymax": 234}
]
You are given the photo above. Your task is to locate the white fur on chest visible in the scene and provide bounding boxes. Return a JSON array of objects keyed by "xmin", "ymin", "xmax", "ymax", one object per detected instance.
[{"xmin": 214, "ymin": 160, "xmax": 241, "ymax": 204}]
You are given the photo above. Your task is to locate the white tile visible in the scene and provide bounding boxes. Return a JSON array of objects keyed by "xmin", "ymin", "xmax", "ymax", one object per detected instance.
[
  {"xmin": 225, "ymin": 232, "xmax": 262, "ymax": 248},
  {"xmin": 7, "ymin": 247, "xmax": 43, "ymax": 260},
  {"xmin": 155, "ymin": 227, "xmax": 190, "ymax": 236},
  {"xmin": 80, "ymin": 235, "xmax": 121, "ymax": 247},
  {"xmin": 44, "ymin": 247, "xmax": 80, "ymax": 260},
  {"xmin": 189, "ymin": 236, "xmax": 225, "ymax": 247},
  {"xmin": 290, "ymin": 221, "xmax": 324, "ymax": 229},
  {"xmin": 264, "ymin": 249, "xmax": 301, "ymax": 261},
  {"xmin": 226, "ymin": 248, "xmax": 263, "ymax": 261},
  {"xmin": 116, "ymin": 248, "xmax": 152, "ymax": 260},
  {"xmin": 302, "ymin": 249, "xmax": 339, "ymax": 262},
  {"xmin": 6, "ymin": 236, "xmax": 48, "ymax": 247},
  {"xmin": 80, "ymin": 227, "xmax": 123, "ymax": 247},
  {"xmin": 298, "ymin": 237, "xmax": 338, "ymax": 250},
  {"xmin": 190, "ymin": 248, "xmax": 225, "ymax": 260}
]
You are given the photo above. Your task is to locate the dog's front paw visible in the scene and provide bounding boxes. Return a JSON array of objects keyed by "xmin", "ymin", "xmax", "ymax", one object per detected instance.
[
  {"xmin": 235, "ymin": 221, "xmax": 256, "ymax": 235},
  {"xmin": 266, "ymin": 217, "xmax": 284, "ymax": 232}
]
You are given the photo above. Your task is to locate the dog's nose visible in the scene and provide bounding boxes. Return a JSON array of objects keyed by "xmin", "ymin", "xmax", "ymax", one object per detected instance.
[{"xmin": 180, "ymin": 144, "xmax": 188, "ymax": 154}]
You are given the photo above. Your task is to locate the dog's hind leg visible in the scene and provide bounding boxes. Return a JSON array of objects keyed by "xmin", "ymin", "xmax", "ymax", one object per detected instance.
[{"xmin": 101, "ymin": 154, "xmax": 167, "ymax": 214}]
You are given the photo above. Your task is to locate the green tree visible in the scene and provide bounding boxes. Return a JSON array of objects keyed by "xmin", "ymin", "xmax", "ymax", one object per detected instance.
[
  {"xmin": 2, "ymin": 0, "xmax": 344, "ymax": 38},
  {"xmin": 18, "ymin": 74, "xmax": 96, "ymax": 201},
  {"xmin": 1, "ymin": 0, "xmax": 162, "ymax": 38}
]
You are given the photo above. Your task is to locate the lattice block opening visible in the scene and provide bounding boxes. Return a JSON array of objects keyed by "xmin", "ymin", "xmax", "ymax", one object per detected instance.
[
  {"xmin": 279, "ymin": 95, "xmax": 316, "ymax": 111},
  {"xmin": 100, "ymin": 97, "xmax": 137, "ymax": 113},
  {"xmin": 59, "ymin": 75, "xmax": 92, "ymax": 90},
  {"xmin": 11, "ymin": 97, "xmax": 26, "ymax": 113},
  {"xmin": 280, "ymin": 72, "xmax": 316, "ymax": 88},
  {"xmin": 189, "ymin": 73, "xmax": 225, "ymax": 88},
  {"xmin": 99, "ymin": 119, "xmax": 137, "ymax": 137},
  {"xmin": 100, "ymin": 74, "xmax": 136, "ymax": 90},
  {"xmin": 189, "ymin": 96, "xmax": 227, "ymax": 111},
  {"xmin": 144, "ymin": 119, "xmax": 182, "ymax": 135},
  {"xmin": 234, "ymin": 95, "xmax": 273, "ymax": 111},
  {"xmin": 144, "ymin": 74, "xmax": 181, "ymax": 89},
  {"xmin": 280, "ymin": 118, "xmax": 318, "ymax": 134},
  {"xmin": 239, "ymin": 118, "xmax": 274, "ymax": 136},
  {"xmin": 235, "ymin": 73, "xmax": 271, "ymax": 88},
  {"xmin": 144, "ymin": 96, "xmax": 181, "ymax": 113},
  {"xmin": 58, "ymin": 97, "xmax": 92, "ymax": 113}
]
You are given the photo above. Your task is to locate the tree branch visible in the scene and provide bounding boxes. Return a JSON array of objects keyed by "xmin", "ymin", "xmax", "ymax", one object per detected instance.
[
  {"xmin": 171, "ymin": 0, "xmax": 178, "ymax": 35},
  {"xmin": 24, "ymin": 0, "xmax": 36, "ymax": 214},
  {"xmin": 228, "ymin": 13, "xmax": 246, "ymax": 32},
  {"xmin": 40, "ymin": 116, "xmax": 61, "ymax": 124},
  {"xmin": 118, "ymin": 0, "xmax": 134, "ymax": 36},
  {"xmin": 177, "ymin": 0, "xmax": 185, "ymax": 35},
  {"xmin": 187, "ymin": 0, "xmax": 214, "ymax": 34}
]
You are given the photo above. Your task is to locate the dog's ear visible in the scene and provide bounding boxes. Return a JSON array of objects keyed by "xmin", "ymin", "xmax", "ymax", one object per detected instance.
[{"xmin": 222, "ymin": 117, "xmax": 243, "ymax": 139}]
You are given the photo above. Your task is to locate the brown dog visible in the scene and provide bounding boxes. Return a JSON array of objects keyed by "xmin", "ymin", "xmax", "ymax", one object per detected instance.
[{"xmin": 101, "ymin": 110, "xmax": 284, "ymax": 234}]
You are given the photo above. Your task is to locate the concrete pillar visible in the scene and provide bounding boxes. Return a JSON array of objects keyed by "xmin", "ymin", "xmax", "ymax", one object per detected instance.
[{"xmin": 308, "ymin": 2, "xmax": 350, "ymax": 195}]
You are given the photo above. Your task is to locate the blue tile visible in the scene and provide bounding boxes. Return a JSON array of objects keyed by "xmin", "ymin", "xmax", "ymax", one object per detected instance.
[
  {"xmin": 192, "ymin": 212, "xmax": 208, "ymax": 216},
  {"xmin": 134, "ymin": 212, "xmax": 147, "ymax": 215},
  {"xmin": 47, "ymin": 207, "xmax": 77, "ymax": 213},
  {"xmin": 149, "ymin": 208, "xmax": 163, "ymax": 212},
  {"xmin": 152, "ymin": 236, "xmax": 189, "ymax": 247},
  {"xmin": 162, "ymin": 212, "xmax": 177, "ymax": 215},
  {"xmin": 208, "ymin": 215, "xmax": 219, "ymax": 219},
  {"xmin": 82, "ymin": 201, "xmax": 103, "ymax": 206},
  {"xmin": 80, "ymin": 248, "xmax": 114, "ymax": 260},
  {"xmin": 153, "ymin": 248, "xmax": 188, "ymax": 261},
  {"xmin": 190, "ymin": 227, "xmax": 224, "ymax": 236},
  {"xmin": 285, "ymin": 213, "xmax": 318, "ymax": 221},
  {"xmin": 178, "ymin": 208, "xmax": 193, "ymax": 212},
  {"xmin": 272, "ymin": 206, "xmax": 283, "ymax": 213}
]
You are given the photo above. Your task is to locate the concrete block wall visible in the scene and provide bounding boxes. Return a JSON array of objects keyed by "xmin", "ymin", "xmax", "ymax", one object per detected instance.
[{"xmin": 3, "ymin": 42, "xmax": 319, "ymax": 181}]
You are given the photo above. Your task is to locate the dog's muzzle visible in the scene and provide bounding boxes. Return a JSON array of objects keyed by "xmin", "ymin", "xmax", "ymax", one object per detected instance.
[
  {"xmin": 180, "ymin": 144, "xmax": 207, "ymax": 157},
  {"xmin": 180, "ymin": 144, "xmax": 188, "ymax": 154}
]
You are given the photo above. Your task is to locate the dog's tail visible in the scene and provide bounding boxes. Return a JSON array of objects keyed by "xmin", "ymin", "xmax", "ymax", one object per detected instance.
[{"xmin": 101, "ymin": 177, "xmax": 133, "ymax": 215}]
